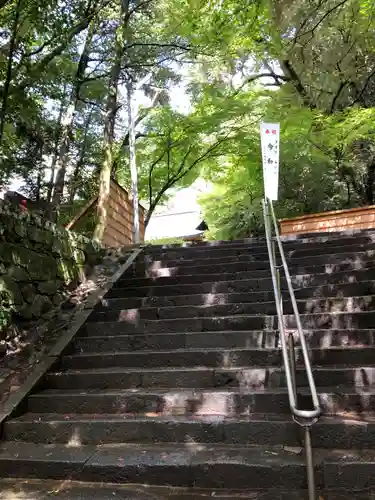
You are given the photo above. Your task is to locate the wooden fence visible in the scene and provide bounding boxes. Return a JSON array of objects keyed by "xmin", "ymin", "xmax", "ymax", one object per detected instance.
[
  {"xmin": 280, "ymin": 205, "xmax": 375, "ymax": 236},
  {"xmin": 67, "ymin": 179, "xmax": 145, "ymax": 246}
]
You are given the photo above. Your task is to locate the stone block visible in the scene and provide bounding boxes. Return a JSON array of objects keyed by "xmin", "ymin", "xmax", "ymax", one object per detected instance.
[
  {"xmin": 27, "ymin": 254, "xmax": 57, "ymax": 281},
  {"xmin": 19, "ymin": 294, "xmax": 53, "ymax": 319},
  {"xmin": 21, "ymin": 283, "xmax": 37, "ymax": 304},
  {"xmin": 0, "ymin": 276, "xmax": 23, "ymax": 307},
  {"xmin": 37, "ymin": 280, "xmax": 61, "ymax": 295},
  {"xmin": 8, "ymin": 266, "xmax": 30, "ymax": 282}
]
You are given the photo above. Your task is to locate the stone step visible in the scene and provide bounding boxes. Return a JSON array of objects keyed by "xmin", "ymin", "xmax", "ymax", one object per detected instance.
[
  {"xmin": 80, "ymin": 316, "xmax": 269, "ymax": 336},
  {"xmin": 72, "ymin": 329, "xmax": 375, "ymax": 353},
  {"xmin": 142, "ymin": 260, "xmax": 274, "ymax": 277},
  {"xmin": 5, "ymin": 412, "xmax": 375, "ymax": 450},
  {"xmin": 88, "ymin": 296, "xmax": 375, "ymax": 323},
  {"xmin": 44, "ymin": 365, "xmax": 375, "ymax": 390},
  {"xmin": 89, "ymin": 301, "xmax": 279, "ymax": 322},
  {"xmin": 104, "ymin": 279, "xmax": 375, "ymax": 304},
  {"xmin": 95, "ymin": 291, "xmax": 279, "ymax": 311},
  {"xmin": 1, "ymin": 441, "xmax": 375, "ymax": 490},
  {"xmin": 5, "ymin": 479, "xmax": 361, "ymax": 500},
  {"xmin": 60, "ymin": 346, "xmax": 375, "ymax": 371},
  {"xmin": 116, "ymin": 260, "xmax": 375, "ymax": 288},
  {"xmin": 94, "ymin": 287, "xmax": 375, "ymax": 312},
  {"xmin": 79, "ymin": 311, "xmax": 375, "ymax": 337},
  {"xmin": 107, "ymin": 267, "xmax": 375, "ymax": 298},
  {"xmin": 6, "ymin": 479, "xmax": 358, "ymax": 500},
  {"xmin": 284, "ymin": 227, "xmax": 375, "ymax": 243},
  {"xmin": 143, "ymin": 233, "xmax": 375, "ymax": 261},
  {"xmin": 115, "ymin": 269, "xmax": 271, "ymax": 288},
  {"xmin": 143, "ymin": 243, "xmax": 268, "ymax": 261},
  {"xmin": 147, "ymin": 238, "xmax": 266, "ymax": 250},
  {"xmin": 27, "ymin": 386, "xmax": 375, "ymax": 416},
  {"xmin": 143, "ymin": 246, "xmax": 375, "ymax": 271}
]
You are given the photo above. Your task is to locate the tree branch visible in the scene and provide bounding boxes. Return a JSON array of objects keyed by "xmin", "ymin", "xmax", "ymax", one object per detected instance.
[
  {"xmin": 0, "ymin": 0, "xmax": 22, "ymax": 145},
  {"xmin": 0, "ymin": 0, "xmax": 12, "ymax": 10},
  {"xmin": 16, "ymin": 0, "xmax": 111, "ymax": 91},
  {"xmin": 123, "ymin": 41, "xmax": 193, "ymax": 52},
  {"xmin": 293, "ymin": 0, "xmax": 350, "ymax": 42},
  {"xmin": 351, "ymin": 66, "xmax": 375, "ymax": 107},
  {"xmin": 280, "ymin": 59, "xmax": 315, "ymax": 108},
  {"xmin": 330, "ymin": 80, "xmax": 349, "ymax": 113}
]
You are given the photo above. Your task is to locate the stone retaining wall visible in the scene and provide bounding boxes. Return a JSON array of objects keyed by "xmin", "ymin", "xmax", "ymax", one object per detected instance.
[{"xmin": 0, "ymin": 202, "xmax": 103, "ymax": 336}]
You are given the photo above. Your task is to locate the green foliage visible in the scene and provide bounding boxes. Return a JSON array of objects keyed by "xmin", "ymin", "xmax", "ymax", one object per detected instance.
[
  {"xmin": 1, "ymin": 0, "xmax": 375, "ymax": 243},
  {"xmin": 200, "ymin": 86, "xmax": 375, "ymax": 239},
  {"xmin": 146, "ymin": 236, "xmax": 187, "ymax": 245}
]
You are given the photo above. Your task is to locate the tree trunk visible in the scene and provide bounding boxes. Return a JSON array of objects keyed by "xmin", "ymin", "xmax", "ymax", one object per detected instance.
[
  {"xmin": 93, "ymin": 0, "xmax": 129, "ymax": 243},
  {"xmin": 47, "ymin": 84, "xmax": 68, "ymax": 202},
  {"xmin": 365, "ymin": 162, "xmax": 375, "ymax": 205},
  {"xmin": 68, "ymin": 109, "xmax": 93, "ymax": 202},
  {"xmin": 0, "ymin": 0, "xmax": 22, "ymax": 145},
  {"xmin": 127, "ymin": 80, "xmax": 140, "ymax": 242},
  {"xmin": 51, "ymin": 21, "xmax": 95, "ymax": 211},
  {"xmin": 111, "ymin": 88, "xmax": 162, "ymax": 175},
  {"xmin": 144, "ymin": 188, "xmax": 166, "ymax": 228}
]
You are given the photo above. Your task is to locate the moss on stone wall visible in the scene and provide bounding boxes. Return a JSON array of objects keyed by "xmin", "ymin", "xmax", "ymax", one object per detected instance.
[{"xmin": 0, "ymin": 203, "xmax": 103, "ymax": 334}]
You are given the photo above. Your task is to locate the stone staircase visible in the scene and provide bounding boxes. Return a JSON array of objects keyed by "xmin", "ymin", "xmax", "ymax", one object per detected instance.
[{"xmin": 1, "ymin": 232, "xmax": 375, "ymax": 498}]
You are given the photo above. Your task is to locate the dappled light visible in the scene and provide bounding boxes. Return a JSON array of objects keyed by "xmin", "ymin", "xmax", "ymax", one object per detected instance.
[
  {"xmin": 67, "ymin": 427, "xmax": 82, "ymax": 447},
  {"xmin": 204, "ymin": 292, "xmax": 228, "ymax": 306},
  {"xmin": 184, "ymin": 436, "xmax": 206, "ymax": 453},
  {"xmin": 0, "ymin": 490, "xmax": 41, "ymax": 500},
  {"xmin": 354, "ymin": 368, "xmax": 375, "ymax": 388},
  {"xmin": 118, "ymin": 308, "xmax": 140, "ymax": 323}
]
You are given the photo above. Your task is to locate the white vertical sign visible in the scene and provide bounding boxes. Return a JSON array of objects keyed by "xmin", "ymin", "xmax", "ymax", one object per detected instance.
[{"xmin": 260, "ymin": 122, "xmax": 280, "ymax": 201}]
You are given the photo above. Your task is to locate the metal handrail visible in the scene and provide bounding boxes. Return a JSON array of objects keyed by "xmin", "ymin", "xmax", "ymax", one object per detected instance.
[
  {"xmin": 262, "ymin": 198, "xmax": 321, "ymax": 500},
  {"xmin": 264, "ymin": 199, "xmax": 321, "ymax": 418}
]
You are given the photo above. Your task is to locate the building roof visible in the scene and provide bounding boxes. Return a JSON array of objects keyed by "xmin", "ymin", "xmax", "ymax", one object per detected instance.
[{"xmin": 145, "ymin": 210, "xmax": 204, "ymax": 239}]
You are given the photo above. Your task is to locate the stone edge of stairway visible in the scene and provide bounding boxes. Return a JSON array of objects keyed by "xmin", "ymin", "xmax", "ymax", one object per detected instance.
[{"xmin": 0, "ymin": 246, "xmax": 145, "ymax": 432}]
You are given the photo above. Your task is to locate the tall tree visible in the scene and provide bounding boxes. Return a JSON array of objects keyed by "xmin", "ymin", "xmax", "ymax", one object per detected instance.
[
  {"xmin": 93, "ymin": 0, "xmax": 128, "ymax": 243},
  {"xmin": 51, "ymin": 20, "xmax": 96, "ymax": 210}
]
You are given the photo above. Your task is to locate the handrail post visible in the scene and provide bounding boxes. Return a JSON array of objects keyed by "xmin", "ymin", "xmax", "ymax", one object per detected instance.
[{"xmin": 305, "ymin": 425, "xmax": 316, "ymax": 500}]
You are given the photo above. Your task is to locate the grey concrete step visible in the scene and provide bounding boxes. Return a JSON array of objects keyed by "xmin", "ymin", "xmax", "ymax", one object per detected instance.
[
  {"xmin": 27, "ymin": 386, "xmax": 375, "ymax": 416},
  {"xmin": 72, "ymin": 329, "xmax": 375, "ymax": 353},
  {"xmin": 1, "ymin": 441, "xmax": 375, "ymax": 490},
  {"xmin": 44, "ymin": 365, "xmax": 375, "ymax": 390},
  {"xmin": 5, "ymin": 412, "xmax": 375, "ymax": 450},
  {"xmin": 60, "ymin": 346, "xmax": 375, "ymax": 371}
]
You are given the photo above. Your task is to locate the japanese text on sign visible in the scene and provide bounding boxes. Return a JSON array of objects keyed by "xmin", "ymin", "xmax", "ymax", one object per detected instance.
[{"xmin": 260, "ymin": 122, "xmax": 280, "ymax": 201}]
